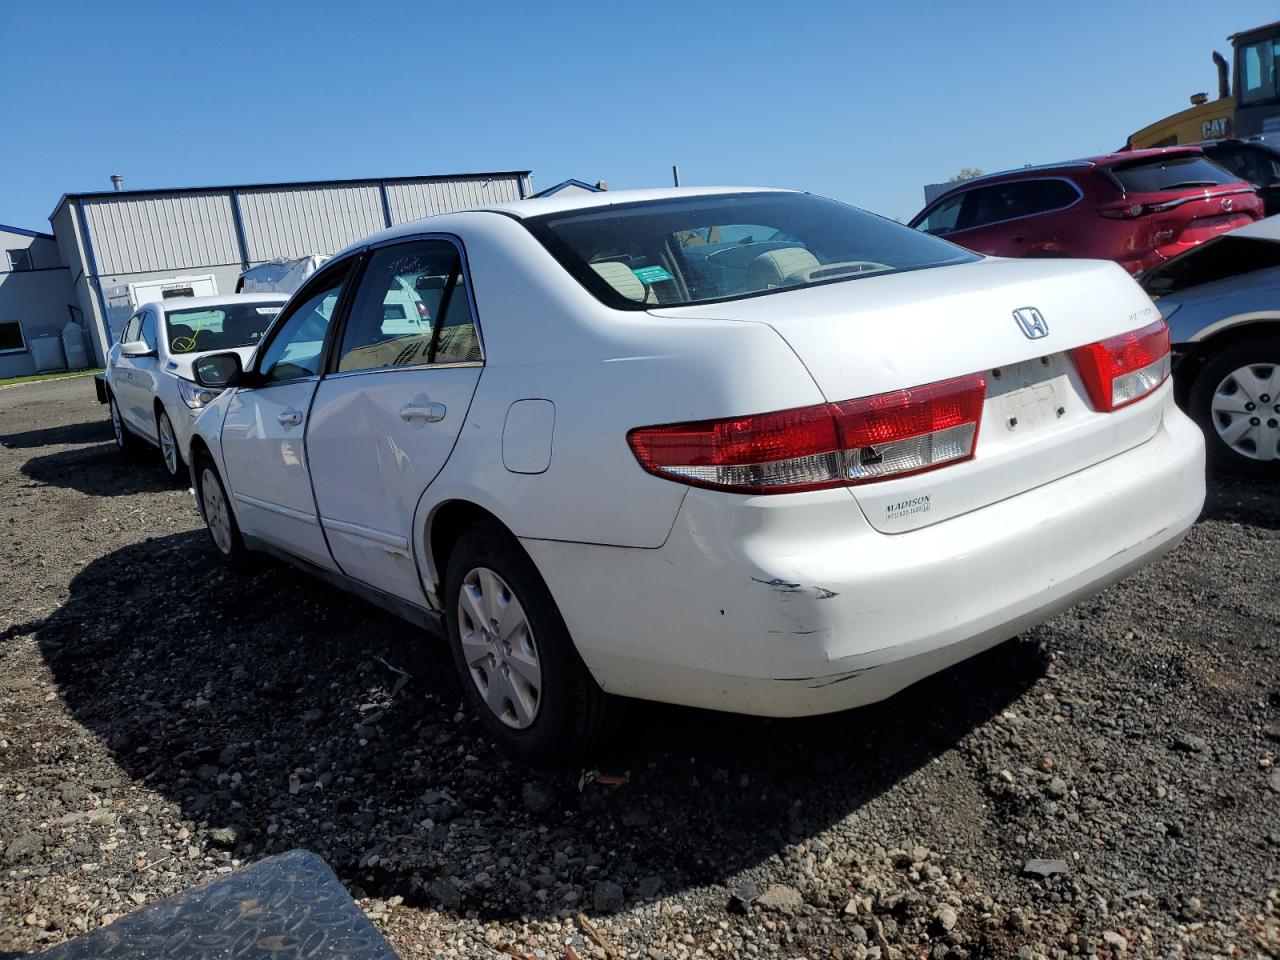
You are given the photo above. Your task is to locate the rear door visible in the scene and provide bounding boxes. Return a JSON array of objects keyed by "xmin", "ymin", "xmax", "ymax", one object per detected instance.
[
  {"xmin": 108, "ymin": 312, "xmax": 142, "ymax": 424},
  {"xmin": 219, "ymin": 260, "xmax": 355, "ymax": 571},
  {"xmin": 944, "ymin": 179, "xmax": 1082, "ymax": 257},
  {"xmin": 306, "ymin": 236, "xmax": 483, "ymax": 603}
]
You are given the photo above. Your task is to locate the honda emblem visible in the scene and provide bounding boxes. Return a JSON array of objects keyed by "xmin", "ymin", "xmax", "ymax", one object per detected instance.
[{"xmin": 1013, "ymin": 307, "xmax": 1049, "ymax": 340}]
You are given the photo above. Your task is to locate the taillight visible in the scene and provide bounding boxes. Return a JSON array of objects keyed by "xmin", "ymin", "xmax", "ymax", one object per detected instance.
[
  {"xmin": 627, "ymin": 374, "xmax": 986, "ymax": 494},
  {"xmin": 1069, "ymin": 318, "xmax": 1170, "ymax": 412}
]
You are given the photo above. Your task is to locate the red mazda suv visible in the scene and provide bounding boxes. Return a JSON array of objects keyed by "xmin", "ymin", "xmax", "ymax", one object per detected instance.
[{"xmin": 909, "ymin": 148, "xmax": 1262, "ymax": 274}]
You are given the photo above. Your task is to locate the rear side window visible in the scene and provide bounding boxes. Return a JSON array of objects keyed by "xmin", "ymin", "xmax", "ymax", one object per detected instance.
[
  {"xmin": 1110, "ymin": 154, "xmax": 1239, "ymax": 193},
  {"xmin": 957, "ymin": 179, "xmax": 1080, "ymax": 229},
  {"xmin": 524, "ymin": 192, "xmax": 978, "ymax": 310},
  {"xmin": 336, "ymin": 239, "xmax": 480, "ymax": 373}
]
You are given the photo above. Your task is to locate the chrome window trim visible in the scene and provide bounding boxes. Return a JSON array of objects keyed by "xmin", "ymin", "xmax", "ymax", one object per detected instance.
[
  {"xmin": 932, "ymin": 177, "xmax": 1085, "ymax": 235},
  {"xmin": 324, "ymin": 359, "xmax": 484, "ymax": 382}
]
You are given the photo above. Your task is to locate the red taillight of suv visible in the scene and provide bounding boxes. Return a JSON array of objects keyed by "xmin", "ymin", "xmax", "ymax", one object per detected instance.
[
  {"xmin": 1069, "ymin": 318, "xmax": 1171, "ymax": 412},
  {"xmin": 627, "ymin": 374, "xmax": 987, "ymax": 494}
]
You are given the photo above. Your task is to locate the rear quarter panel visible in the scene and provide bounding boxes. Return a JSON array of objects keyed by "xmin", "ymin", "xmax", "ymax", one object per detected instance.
[{"xmin": 411, "ymin": 213, "xmax": 830, "ymax": 563}]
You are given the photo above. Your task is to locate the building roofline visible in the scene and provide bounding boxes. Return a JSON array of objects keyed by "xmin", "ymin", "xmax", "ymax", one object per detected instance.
[
  {"xmin": 0, "ymin": 222, "xmax": 56, "ymax": 240},
  {"xmin": 49, "ymin": 170, "xmax": 533, "ymax": 222}
]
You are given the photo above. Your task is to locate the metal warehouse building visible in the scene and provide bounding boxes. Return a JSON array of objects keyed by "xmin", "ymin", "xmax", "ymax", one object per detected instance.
[{"xmin": 34, "ymin": 170, "xmax": 531, "ymax": 373}]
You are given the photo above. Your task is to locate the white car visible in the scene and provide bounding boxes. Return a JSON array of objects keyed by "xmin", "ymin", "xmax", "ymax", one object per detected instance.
[
  {"xmin": 185, "ymin": 188, "xmax": 1205, "ymax": 766},
  {"xmin": 105, "ymin": 293, "xmax": 288, "ymax": 479}
]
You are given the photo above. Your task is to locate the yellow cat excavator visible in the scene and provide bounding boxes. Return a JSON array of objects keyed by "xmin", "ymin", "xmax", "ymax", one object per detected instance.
[{"xmin": 1128, "ymin": 21, "xmax": 1280, "ymax": 148}]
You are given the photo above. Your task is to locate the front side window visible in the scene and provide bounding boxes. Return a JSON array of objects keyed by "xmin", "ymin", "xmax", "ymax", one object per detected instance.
[
  {"xmin": 256, "ymin": 267, "xmax": 349, "ymax": 383},
  {"xmin": 337, "ymin": 239, "xmax": 480, "ymax": 373},
  {"xmin": 121, "ymin": 313, "xmax": 143, "ymax": 344},
  {"xmin": 6, "ymin": 249, "xmax": 32, "ymax": 272},
  {"xmin": 0, "ymin": 319, "xmax": 25, "ymax": 354},
  {"xmin": 165, "ymin": 302, "xmax": 283, "ymax": 354},
  {"xmin": 914, "ymin": 194, "xmax": 965, "ymax": 235},
  {"xmin": 1110, "ymin": 154, "xmax": 1240, "ymax": 193},
  {"xmin": 524, "ymin": 192, "xmax": 978, "ymax": 310},
  {"xmin": 139, "ymin": 311, "xmax": 157, "ymax": 351}
]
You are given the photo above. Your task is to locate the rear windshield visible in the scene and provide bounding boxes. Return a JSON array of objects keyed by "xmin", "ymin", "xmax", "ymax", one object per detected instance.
[
  {"xmin": 522, "ymin": 192, "xmax": 979, "ymax": 309},
  {"xmin": 1110, "ymin": 154, "xmax": 1240, "ymax": 194},
  {"xmin": 165, "ymin": 303, "xmax": 282, "ymax": 354}
]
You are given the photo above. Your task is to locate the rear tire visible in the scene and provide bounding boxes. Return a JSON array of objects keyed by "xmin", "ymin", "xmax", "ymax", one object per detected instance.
[
  {"xmin": 1188, "ymin": 336, "xmax": 1280, "ymax": 476},
  {"xmin": 444, "ymin": 519, "xmax": 615, "ymax": 767},
  {"xmin": 196, "ymin": 453, "xmax": 247, "ymax": 564},
  {"xmin": 156, "ymin": 407, "xmax": 186, "ymax": 482}
]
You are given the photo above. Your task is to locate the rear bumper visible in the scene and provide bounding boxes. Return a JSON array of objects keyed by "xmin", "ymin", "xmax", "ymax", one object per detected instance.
[{"xmin": 524, "ymin": 396, "xmax": 1205, "ymax": 716}]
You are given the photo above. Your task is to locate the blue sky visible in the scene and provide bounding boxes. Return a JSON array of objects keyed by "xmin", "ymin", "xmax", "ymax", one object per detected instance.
[{"xmin": 1, "ymin": 0, "xmax": 1275, "ymax": 230}]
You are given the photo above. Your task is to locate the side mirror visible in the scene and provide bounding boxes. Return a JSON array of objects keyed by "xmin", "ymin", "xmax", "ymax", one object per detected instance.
[
  {"xmin": 120, "ymin": 340, "xmax": 157, "ymax": 358},
  {"xmin": 193, "ymin": 351, "xmax": 244, "ymax": 389}
]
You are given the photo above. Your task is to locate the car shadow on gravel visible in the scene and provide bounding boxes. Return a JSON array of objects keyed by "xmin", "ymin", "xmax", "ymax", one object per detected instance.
[
  {"xmin": 32, "ymin": 530, "xmax": 1046, "ymax": 919},
  {"xmin": 0, "ymin": 417, "xmax": 113, "ymax": 450},
  {"xmin": 1202, "ymin": 473, "xmax": 1280, "ymax": 531},
  {"xmin": 20, "ymin": 441, "xmax": 175, "ymax": 497}
]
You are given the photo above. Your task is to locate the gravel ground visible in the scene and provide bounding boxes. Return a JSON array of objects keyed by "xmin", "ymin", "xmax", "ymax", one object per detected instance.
[{"xmin": 1, "ymin": 376, "xmax": 1278, "ymax": 960}]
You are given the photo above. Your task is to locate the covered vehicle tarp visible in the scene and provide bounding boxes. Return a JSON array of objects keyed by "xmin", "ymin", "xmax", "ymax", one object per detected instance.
[
  {"xmin": 237, "ymin": 255, "xmax": 330, "ymax": 295},
  {"xmin": 1142, "ymin": 214, "xmax": 1280, "ymax": 296}
]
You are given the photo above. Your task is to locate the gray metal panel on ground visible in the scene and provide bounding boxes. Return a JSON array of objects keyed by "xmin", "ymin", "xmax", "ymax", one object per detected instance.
[
  {"xmin": 386, "ymin": 174, "xmax": 526, "ymax": 225},
  {"xmin": 82, "ymin": 193, "xmax": 240, "ymax": 275},
  {"xmin": 33, "ymin": 849, "xmax": 399, "ymax": 959},
  {"xmin": 239, "ymin": 184, "xmax": 386, "ymax": 260}
]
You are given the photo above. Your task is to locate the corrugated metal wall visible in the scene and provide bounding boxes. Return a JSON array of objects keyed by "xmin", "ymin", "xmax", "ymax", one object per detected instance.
[
  {"xmin": 83, "ymin": 192, "xmax": 240, "ymax": 275},
  {"xmin": 238, "ymin": 183, "xmax": 387, "ymax": 261},
  {"xmin": 387, "ymin": 174, "xmax": 525, "ymax": 225}
]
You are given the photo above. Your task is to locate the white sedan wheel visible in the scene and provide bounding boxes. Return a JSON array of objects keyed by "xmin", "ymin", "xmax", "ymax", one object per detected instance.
[
  {"xmin": 457, "ymin": 566, "xmax": 543, "ymax": 729},
  {"xmin": 201, "ymin": 467, "xmax": 234, "ymax": 556},
  {"xmin": 158, "ymin": 411, "xmax": 180, "ymax": 476}
]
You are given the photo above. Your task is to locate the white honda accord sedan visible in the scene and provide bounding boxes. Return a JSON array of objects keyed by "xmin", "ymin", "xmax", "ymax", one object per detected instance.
[
  {"xmin": 185, "ymin": 188, "xmax": 1205, "ymax": 765},
  {"xmin": 105, "ymin": 293, "xmax": 287, "ymax": 479}
]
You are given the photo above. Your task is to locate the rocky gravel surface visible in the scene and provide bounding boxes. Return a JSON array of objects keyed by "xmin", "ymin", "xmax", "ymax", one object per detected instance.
[{"xmin": 1, "ymin": 375, "xmax": 1278, "ymax": 959}]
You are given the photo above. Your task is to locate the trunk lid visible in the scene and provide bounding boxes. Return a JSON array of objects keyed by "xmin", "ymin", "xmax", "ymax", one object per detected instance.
[{"xmin": 649, "ymin": 257, "xmax": 1168, "ymax": 532}]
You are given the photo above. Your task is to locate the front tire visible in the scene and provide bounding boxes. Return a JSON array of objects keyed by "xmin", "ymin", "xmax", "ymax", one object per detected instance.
[
  {"xmin": 444, "ymin": 520, "xmax": 615, "ymax": 767},
  {"xmin": 196, "ymin": 454, "xmax": 246, "ymax": 564},
  {"xmin": 1188, "ymin": 336, "xmax": 1280, "ymax": 476},
  {"xmin": 109, "ymin": 393, "xmax": 140, "ymax": 454},
  {"xmin": 156, "ymin": 407, "xmax": 185, "ymax": 481}
]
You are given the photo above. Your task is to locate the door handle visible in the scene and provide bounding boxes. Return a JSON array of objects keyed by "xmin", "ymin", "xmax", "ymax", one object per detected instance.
[
  {"xmin": 277, "ymin": 410, "xmax": 302, "ymax": 427},
  {"xmin": 400, "ymin": 401, "xmax": 446, "ymax": 423}
]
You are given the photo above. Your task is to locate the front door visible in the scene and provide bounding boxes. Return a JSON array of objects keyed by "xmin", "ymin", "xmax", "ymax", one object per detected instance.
[
  {"xmin": 219, "ymin": 262, "xmax": 354, "ymax": 571},
  {"xmin": 307, "ymin": 237, "xmax": 483, "ymax": 604}
]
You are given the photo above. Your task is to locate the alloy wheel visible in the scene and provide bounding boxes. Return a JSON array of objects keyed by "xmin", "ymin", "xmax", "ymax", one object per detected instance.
[
  {"xmin": 457, "ymin": 566, "xmax": 542, "ymax": 729},
  {"xmin": 1210, "ymin": 363, "xmax": 1280, "ymax": 462},
  {"xmin": 201, "ymin": 467, "xmax": 233, "ymax": 555},
  {"xmin": 158, "ymin": 412, "xmax": 178, "ymax": 476}
]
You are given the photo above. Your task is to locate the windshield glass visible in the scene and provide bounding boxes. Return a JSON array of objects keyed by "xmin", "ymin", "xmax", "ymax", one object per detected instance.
[
  {"xmin": 1239, "ymin": 34, "xmax": 1280, "ymax": 106},
  {"xmin": 523, "ymin": 192, "xmax": 979, "ymax": 309},
  {"xmin": 165, "ymin": 302, "xmax": 283, "ymax": 354},
  {"xmin": 1110, "ymin": 154, "xmax": 1240, "ymax": 193}
]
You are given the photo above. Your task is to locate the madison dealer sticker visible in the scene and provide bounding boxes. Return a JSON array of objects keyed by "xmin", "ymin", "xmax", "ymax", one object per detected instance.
[{"xmin": 885, "ymin": 494, "xmax": 931, "ymax": 519}]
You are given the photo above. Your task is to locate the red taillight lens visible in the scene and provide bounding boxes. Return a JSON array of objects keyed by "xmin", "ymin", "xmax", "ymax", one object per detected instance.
[
  {"xmin": 1069, "ymin": 318, "xmax": 1171, "ymax": 412},
  {"xmin": 834, "ymin": 375, "xmax": 987, "ymax": 484},
  {"xmin": 627, "ymin": 374, "xmax": 986, "ymax": 495}
]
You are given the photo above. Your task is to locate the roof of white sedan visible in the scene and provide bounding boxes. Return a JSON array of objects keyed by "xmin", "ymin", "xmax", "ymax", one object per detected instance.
[
  {"xmin": 138, "ymin": 292, "xmax": 290, "ymax": 313},
  {"xmin": 333, "ymin": 187, "xmax": 798, "ymax": 258}
]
